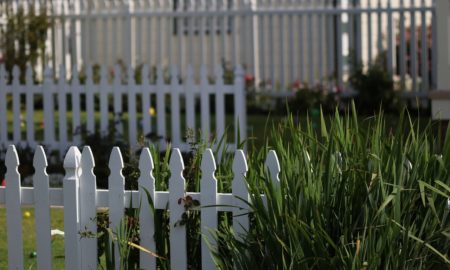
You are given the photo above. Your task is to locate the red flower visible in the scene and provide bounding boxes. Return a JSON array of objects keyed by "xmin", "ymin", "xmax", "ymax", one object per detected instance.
[{"xmin": 292, "ymin": 80, "xmax": 301, "ymax": 89}]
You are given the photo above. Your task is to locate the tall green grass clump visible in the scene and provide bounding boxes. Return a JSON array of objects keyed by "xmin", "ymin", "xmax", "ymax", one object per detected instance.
[{"xmin": 214, "ymin": 106, "xmax": 450, "ymax": 269}]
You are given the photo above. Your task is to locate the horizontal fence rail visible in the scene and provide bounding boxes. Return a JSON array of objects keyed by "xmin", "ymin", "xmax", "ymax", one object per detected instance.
[
  {"xmin": 0, "ymin": 64, "xmax": 246, "ymax": 155},
  {"xmin": 0, "ymin": 0, "xmax": 436, "ymax": 96},
  {"xmin": 0, "ymin": 145, "xmax": 281, "ymax": 269}
]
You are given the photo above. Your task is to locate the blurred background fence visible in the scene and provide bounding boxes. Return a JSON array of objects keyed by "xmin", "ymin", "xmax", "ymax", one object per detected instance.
[{"xmin": 0, "ymin": 0, "xmax": 436, "ymax": 97}]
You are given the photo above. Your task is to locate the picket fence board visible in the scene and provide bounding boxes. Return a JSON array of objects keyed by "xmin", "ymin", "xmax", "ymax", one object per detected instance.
[
  {"xmin": 33, "ymin": 146, "xmax": 52, "ymax": 270},
  {"xmin": 109, "ymin": 147, "xmax": 126, "ymax": 270},
  {"xmin": 71, "ymin": 67, "xmax": 82, "ymax": 146},
  {"xmin": 63, "ymin": 146, "xmax": 81, "ymax": 270},
  {"xmin": 0, "ymin": 145, "xmax": 284, "ymax": 269},
  {"xmin": 79, "ymin": 146, "xmax": 98, "ymax": 270},
  {"xmin": 12, "ymin": 67, "xmax": 21, "ymax": 144},
  {"xmin": 185, "ymin": 65, "xmax": 196, "ymax": 139},
  {"xmin": 200, "ymin": 66, "xmax": 210, "ymax": 142},
  {"xmin": 215, "ymin": 66, "xmax": 225, "ymax": 144},
  {"xmin": 58, "ymin": 66, "xmax": 69, "ymax": 154},
  {"xmin": 232, "ymin": 150, "xmax": 249, "ymax": 240},
  {"xmin": 169, "ymin": 148, "xmax": 187, "ymax": 270},
  {"xmin": 200, "ymin": 149, "xmax": 218, "ymax": 270},
  {"xmin": 138, "ymin": 148, "xmax": 156, "ymax": 270},
  {"xmin": 5, "ymin": 146, "xmax": 24, "ymax": 270},
  {"xmin": 43, "ymin": 67, "xmax": 56, "ymax": 148},
  {"xmin": 170, "ymin": 66, "xmax": 182, "ymax": 147}
]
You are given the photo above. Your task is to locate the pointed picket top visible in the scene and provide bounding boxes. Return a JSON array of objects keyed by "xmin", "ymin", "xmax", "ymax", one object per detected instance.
[
  {"xmin": 170, "ymin": 66, "xmax": 179, "ymax": 85},
  {"xmin": 113, "ymin": 65, "xmax": 121, "ymax": 85},
  {"xmin": 169, "ymin": 148, "xmax": 185, "ymax": 174},
  {"xmin": 215, "ymin": 64, "xmax": 224, "ymax": 85},
  {"xmin": 142, "ymin": 64, "xmax": 149, "ymax": 85},
  {"xmin": 59, "ymin": 65, "xmax": 66, "ymax": 84},
  {"xmin": 201, "ymin": 149, "xmax": 217, "ymax": 177},
  {"xmin": 186, "ymin": 64, "xmax": 194, "ymax": 84},
  {"xmin": 81, "ymin": 146, "xmax": 95, "ymax": 172},
  {"xmin": 71, "ymin": 65, "xmax": 80, "ymax": 86},
  {"xmin": 33, "ymin": 146, "xmax": 48, "ymax": 170},
  {"xmin": 25, "ymin": 65, "xmax": 33, "ymax": 84},
  {"xmin": 64, "ymin": 146, "xmax": 81, "ymax": 179},
  {"xmin": 100, "ymin": 65, "xmax": 108, "ymax": 85},
  {"xmin": 156, "ymin": 66, "xmax": 164, "ymax": 84},
  {"xmin": 12, "ymin": 66, "xmax": 20, "ymax": 84},
  {"xmin": 139, "ymin": 147, "xmax": 154, "ymax": 173},
  {"xmin": 265, "ymin": 150, "xmax": 280, "ymax": 184},
  {"xmin": 86, "ymin": 65, "xmax": 94, "ymax": 85},
  {"xmin": 232, "ymin": 150, "xmax": 248, "ymax": 176},
  {"xmin": 109, "ymin": 147, "xmax": 124, "ymax": 172},
  {"xmin": 127, "ymin": 66, "xmax": 135, "ymax": 85},
  {"xmin": 200, "ymin": 65, "xmax": 209, "ymax": 85},
  {"xmin": 6, "ymin": 145, "xmax": 20, "ymax": 172}
]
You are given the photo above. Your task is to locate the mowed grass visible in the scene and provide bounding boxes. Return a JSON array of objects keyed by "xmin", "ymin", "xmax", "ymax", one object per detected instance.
[{"xmin": 0, "ymin": 208, "xmax": 65, "ymax": 269}]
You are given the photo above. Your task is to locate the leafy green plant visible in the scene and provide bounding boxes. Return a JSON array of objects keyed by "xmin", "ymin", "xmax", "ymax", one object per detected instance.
[
  {"xmin": 288, "ymin": 83, "xmax": 339, "ymax": 114},
  {"xmin": 212, "ymin": 105, "xmax": 450, "ymax": 269},
  {"xmin": 350, "ymin": 53, "xmax": 401, "ymax": 114}
]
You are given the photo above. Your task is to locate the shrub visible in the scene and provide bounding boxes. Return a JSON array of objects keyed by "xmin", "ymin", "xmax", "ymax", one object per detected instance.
[
  {"xmin": 350, "ymin": 53, "xmax": 402, "ymax": 114},
  {"xmin": 288, "ymin": 83, "xmax": 339, "ymax": 114}
]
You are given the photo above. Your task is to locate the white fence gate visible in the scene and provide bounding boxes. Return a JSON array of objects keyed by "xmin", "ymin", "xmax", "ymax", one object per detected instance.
[
  {"xmin": 0, "ymin": 145, "xmax": 280, "ymax": 269},
  {"xmin": 0, "ymin": 64, "xmax": 246, "ymax": 155}
]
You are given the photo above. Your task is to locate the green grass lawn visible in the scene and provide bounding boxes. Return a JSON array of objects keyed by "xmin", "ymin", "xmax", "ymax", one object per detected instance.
[{"xmin": 0, "ymin": 208, "xmax": 65, "ymax": 269}]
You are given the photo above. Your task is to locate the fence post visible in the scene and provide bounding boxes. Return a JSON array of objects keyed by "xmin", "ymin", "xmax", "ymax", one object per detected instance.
[
  {"xmin": 430, "ymin": 0, "xmax": 450, "ymax": 120},
  {"xmin": 63, "ymin": 146, "xmax": 82, "ymax": 270}
]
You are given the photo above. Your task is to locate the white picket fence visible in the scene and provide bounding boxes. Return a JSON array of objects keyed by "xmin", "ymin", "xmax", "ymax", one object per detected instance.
[
  {"xmin": 0, "ymin": 0, "xmax": 437, "ymax": 94},
  {"xmin": 0, "ymin": 144, "xmax": 280, "ymax": 269},
  {"xmin": 0, "ymin": 64, "xmax": 246, "ymax": 155}
]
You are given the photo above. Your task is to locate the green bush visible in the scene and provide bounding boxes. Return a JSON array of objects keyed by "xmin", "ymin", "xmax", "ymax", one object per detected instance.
[
  {"xmin": 288, "ymin": 83, "xmax": 339, "ymax": 114},
  {"xmin": 350, "ymin": 53, "xmax": 402, "ymax": 114}
]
